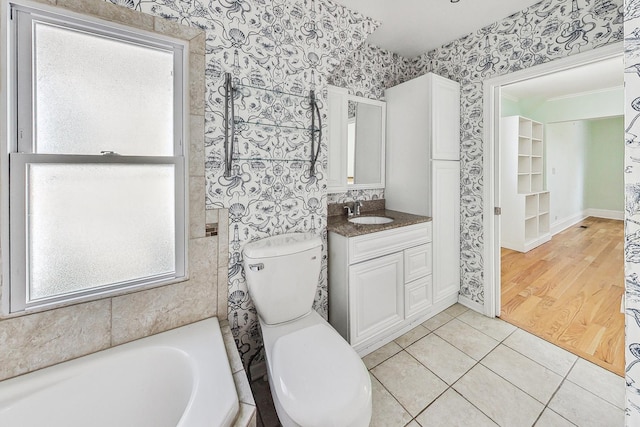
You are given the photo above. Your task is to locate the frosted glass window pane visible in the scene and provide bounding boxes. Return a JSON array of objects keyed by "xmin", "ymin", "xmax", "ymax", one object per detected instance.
[
  {"xmin": 27, "ymin": 164, "xmax": 175, "ymax": 301},
  {"xmin": 33, "ymin": 22, "xmax": 174, "ymax": 156}
]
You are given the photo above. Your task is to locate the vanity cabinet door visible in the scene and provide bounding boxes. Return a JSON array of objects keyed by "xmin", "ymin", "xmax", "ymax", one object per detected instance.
[
  {"xmin": 405, "ymin": 275, "xmax": 433, "ymax": 318},
  {"xmin": 432, "ymin": 160, "xmax": 461, "ymax": 303},
  {"xmin": 430, "ymin": 74, "xmax": 460, "ymax": 160},
  {"xmin": 349, "ymin": 252, "xmax": 404, "ymax": 346}
]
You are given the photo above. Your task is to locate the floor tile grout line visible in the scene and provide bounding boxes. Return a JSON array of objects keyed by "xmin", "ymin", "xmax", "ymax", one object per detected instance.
[
  {"xmin": 369, "ymin": 350, "xmax": 423, "ymax": 420},
  {"xmin": 472, "ymin": 327, "xmax": 569, "ymax": 409},
  {"xmin": 531, "ymin": 357, "xmax": 581, "ymax": 427},
  {"xmin": 561, "ymin": 360, "xmax": 626, "ymax": 411},
  {"xmin": 500, "ymin": 320, "xmax": 625, "ymax": 408},
  {"xmin": 364, "ymin": 312, "xmax": 457, "ymax": 371},
  {"xmin": 374, "ymin": 317, "xmax": 618, "ymax": 426},
  {"xmin": 500, "ymin": 328, "xmax": 579, "ymax": 377},
  {"xmin": 403, "ymin": 324, "xmax": 516, "ymax": 426}
]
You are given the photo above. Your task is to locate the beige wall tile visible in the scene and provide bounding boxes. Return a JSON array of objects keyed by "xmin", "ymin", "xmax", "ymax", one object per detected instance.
[
  {"xmin": 27, "ymin": 0, "xmax": 57, "ymax": 5},
  {"xmin": 232, "ymin": 403, "xmax": 257, "ymax": 427},
  {"xmin": 0, "ymin": 300, "xmax": 111, "ymax": 381},
  {"xmin": 221, "ymin": 321, "xmax": 244, "ymax": 374},
  {"xmin": 190, "ymin": 114, "xmax": 205, "ymax": 177},
  {"xmin": 190, "ymin": 176, "xmax": 206, "ymax": 239},
  {"xmin": 190, "ymin": 32, "xmax": 206, "ymax": 55},
  {"xmin": 218, "ymin": 265, "xmax": 229, "ymax": 320},
  {"xmin": 57, "ymin": 0, "xmax": 154, "ymax": 31},
  {"xmin": 234, "ymin": 370, "xmax": 255, "ymax": 406},
  {"xmin": 153, "ymin": 16, "xmax": 201, "ymax": 40},
  {"xmin": 218, "ymin": 209, "xmax": 230, "ymax": 264},
  {"xmin": 0, "ymin": 0, "xmax": 220, "ymax": 383},
  {"xmin": 206, "ymin": 209, "xmax": 219, "ymax": 225},
  {"xmin": 111, "ymin": 237, "xmax": 217, "ymax": 345},
  {"xmin": 189, "ymin": 53, "xmax": 205, "ymax": 115}
]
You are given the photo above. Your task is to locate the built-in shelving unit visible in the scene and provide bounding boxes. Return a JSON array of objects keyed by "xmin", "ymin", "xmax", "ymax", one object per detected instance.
[{"xmin": 501, "ymin": 116, "xmax": 550, "ymax": 253}]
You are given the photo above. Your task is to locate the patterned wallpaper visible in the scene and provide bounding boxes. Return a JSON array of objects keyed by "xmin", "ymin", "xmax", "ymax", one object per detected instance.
[
  {"xmin": 106, "ymin": 0, "xmax": 629, "ymax": 385},
  {"xmin": 325, "ymin": 0, "xmax": 623, "ymax": 304},
  {"xmin": 107, "ymin": 0, "xmax": 378, "ymax": 370},
  {"xmin": 625, "ymin": 0, "xmax": 640, "ymax": 421},
  {"xmin": 408, "ymin": 0, "xmax": 623, "ymax": 303},
  {"xmin": 329, "ymin": 42, "xmax": 413, "ymax": 100}
]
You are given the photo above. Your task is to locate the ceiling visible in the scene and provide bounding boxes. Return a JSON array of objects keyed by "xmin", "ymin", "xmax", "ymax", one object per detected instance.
[
  {"xmin": 332, "ymin": 0, "xmax": 544, "ymax": 58},
  {"xmin": 501, "ymin": 56, "xmax": 624, "ymax": 101}
]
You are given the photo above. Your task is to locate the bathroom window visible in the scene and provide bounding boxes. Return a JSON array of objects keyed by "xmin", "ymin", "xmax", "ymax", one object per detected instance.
[{"xmin": 5, "ymin": 4, "xmax": 187, "ymax": 313}]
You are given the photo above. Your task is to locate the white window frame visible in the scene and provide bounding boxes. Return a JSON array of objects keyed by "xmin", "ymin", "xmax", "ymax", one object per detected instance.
[{"xmin": 2, "ymin": 1, "xmax": 189, "ymax": 314}]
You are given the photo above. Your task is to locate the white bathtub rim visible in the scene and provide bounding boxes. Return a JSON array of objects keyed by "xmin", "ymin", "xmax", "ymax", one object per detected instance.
[{"xmin": 0, "ymin": 317, "xmax": 240, "ymax": 427}]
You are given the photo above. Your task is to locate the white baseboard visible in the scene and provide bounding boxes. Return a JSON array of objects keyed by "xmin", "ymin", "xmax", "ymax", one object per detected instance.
[
  {"xmin": 458, "ymin": 295, "xmax": 484, "ymax": 314},
  {"xmin": 585, "ymin": 208, "xmax": 624, "ymax": 220},
  {"xmin": 551, "ymin": 211, "xmax": 587, "ymax": 236}
]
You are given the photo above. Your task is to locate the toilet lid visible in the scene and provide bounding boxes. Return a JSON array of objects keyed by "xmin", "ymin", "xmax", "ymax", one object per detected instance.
[{"xmin": 270, "ymin": 323, "xmax": 371, "ymax": 427}]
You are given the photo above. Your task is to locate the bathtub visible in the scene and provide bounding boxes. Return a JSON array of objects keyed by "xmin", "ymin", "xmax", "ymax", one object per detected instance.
[{"xmin": 0, "ymin": 318, "xmax": 239, "ymax": 427}]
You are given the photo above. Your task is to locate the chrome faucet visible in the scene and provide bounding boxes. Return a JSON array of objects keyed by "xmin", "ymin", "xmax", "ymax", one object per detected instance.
[
  {"xmin": 344, "ymin": 205, "xmax": 353, "ymax": 217},
  {"xmin": 354, "ymin": 201, "xmax": 362, "ymax": 216}
]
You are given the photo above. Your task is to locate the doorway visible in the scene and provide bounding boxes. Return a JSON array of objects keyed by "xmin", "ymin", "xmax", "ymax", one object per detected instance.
[{"xmin": 483, "ymin": 43, "xmax": 625, "ymax": 375}]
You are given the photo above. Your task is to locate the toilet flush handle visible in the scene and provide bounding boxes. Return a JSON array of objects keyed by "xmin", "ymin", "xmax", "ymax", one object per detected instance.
[{"xmin": 249, "ymin": 263, "xmax": 264, "ymax": 271}]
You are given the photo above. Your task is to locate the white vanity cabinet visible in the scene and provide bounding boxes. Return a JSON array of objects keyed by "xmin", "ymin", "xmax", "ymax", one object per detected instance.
[
  {"xmin": 329, "ymin": 222, "xmax": 441, "ymax": 355},
  {"xmin": 385, "ymin": 72, "xmax": 461, "ymax": 308}
]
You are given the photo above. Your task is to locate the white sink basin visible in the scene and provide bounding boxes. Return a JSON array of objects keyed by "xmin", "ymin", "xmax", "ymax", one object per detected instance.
[{"xmin": 348, "ymin": 216, "xmax": 394, "ymax": 225}]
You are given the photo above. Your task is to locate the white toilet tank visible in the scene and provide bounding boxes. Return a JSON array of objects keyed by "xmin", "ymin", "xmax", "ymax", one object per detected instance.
[{"xmin": 243, "ymin": 233, "xmax": 322, "ymax": 325}]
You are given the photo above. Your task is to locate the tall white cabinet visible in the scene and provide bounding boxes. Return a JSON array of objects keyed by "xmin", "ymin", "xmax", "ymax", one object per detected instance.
[
  {"xmin": 385, "ymin": 73, "xmax": 461, "ymax": 306},
  {"xmin": 500, "ymin": 116, "xmax": 551, "ymax": 252}
]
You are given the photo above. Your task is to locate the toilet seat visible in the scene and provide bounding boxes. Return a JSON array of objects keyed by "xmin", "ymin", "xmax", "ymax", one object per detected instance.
[{"xmin": 269, "ymin": 322, "xmax": 371, "ymax": 427}]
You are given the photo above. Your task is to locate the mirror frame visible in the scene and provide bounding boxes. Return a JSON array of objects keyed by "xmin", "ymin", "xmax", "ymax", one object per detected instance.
[{"xmin": 327, "ymin": 85, "xmax": 386, "ymax": 192}]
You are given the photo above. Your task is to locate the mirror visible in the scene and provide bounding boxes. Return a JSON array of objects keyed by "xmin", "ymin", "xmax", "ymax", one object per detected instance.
[
  {"xmin": 327, "ymin": 86, "xmax": 386, "ymax": 192},
  {"xmin": 347, "ymin": 100, "xmax": 385, "ymax": 185}
]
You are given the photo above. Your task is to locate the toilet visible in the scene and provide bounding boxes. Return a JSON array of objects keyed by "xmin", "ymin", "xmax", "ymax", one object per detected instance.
[{"xmin": 243, "ymin": 233, "xmax": 372, "ymax": 427}]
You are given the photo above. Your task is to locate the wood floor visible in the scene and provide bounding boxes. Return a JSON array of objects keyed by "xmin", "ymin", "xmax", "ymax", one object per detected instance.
[{"xmin": 500, "ymin": 217, "xmax": 625, "ymax": 376}]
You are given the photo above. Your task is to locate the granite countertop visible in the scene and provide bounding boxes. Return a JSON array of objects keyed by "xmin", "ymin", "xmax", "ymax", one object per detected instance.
[{"xmin": 327, "ymin": 209, "xmax": 431, "ymax": 238}]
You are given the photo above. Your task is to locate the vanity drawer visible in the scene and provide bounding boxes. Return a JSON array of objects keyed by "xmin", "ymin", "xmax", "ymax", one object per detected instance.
[
  {"xmin": 404, "ymin": 243, "xmax": 432, "ymax": 282},
  {"xmin": 349, "ymin": 222, "xmax": 431, "ymax": 264},
  {"xmin": 405, "ymin": 275, "xmax": 433, "ymax": 318}
]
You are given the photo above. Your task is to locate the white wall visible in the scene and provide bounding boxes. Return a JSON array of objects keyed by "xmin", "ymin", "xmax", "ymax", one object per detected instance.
[{"xmin": 546, "ymin": 121, "xmax": 589, "ymax": 233}]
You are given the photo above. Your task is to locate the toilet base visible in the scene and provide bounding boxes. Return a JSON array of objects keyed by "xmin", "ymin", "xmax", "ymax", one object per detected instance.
[{"xmin": 259, "ymin": 311, "xmax": 372, "ymax": 427}]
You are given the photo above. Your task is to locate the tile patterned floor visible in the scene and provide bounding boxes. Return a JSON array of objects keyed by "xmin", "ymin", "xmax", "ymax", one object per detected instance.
[{"xmin": 251, "ymin": 304, "xmax": 625, "ymax": 427}]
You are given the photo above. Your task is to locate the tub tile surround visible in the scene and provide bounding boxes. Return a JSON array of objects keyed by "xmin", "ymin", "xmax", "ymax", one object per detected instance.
[
  {"xmin": 0, "ymin": 0, "xmax": 232, "ymax": 384},
  {"xmin": 252, "ymin": 304, "xmax": 625, "ymax": 427},
  {"xmin": 221, "ymin": 320, "xmax": 257, "ymax": 427},
  {"xmin": 0, "ymin": 301, "xmax": 112, "ymax": 380}
]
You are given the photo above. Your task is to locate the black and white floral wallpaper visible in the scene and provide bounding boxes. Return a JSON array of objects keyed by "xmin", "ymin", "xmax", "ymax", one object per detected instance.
[
  {"xmin": 625, "ymin": 0, "xmax": 640, "ymax": 421},
  {"xmin": 408, "ymin": 0, "xmax": 623, "ymax": 303},
  {"xmin": 105, "ymin": 1, "xmax": 638, "ymax": 414},
  {"xmin": 328, "ymin": 0, "xmax": 622, "ymax": 305},
  {"xmin": 329, "ymin": 42, "xmax": 413, "ymax": 100},
  {"xmin": 105, "ymin": 0, "xmax": 379, "ymax": 371}
]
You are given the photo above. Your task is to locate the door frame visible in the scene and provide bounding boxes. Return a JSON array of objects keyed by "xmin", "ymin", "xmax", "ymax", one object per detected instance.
[{"xmin": 482, "ymin": 42, "xmax": 623, "ymax": 317}]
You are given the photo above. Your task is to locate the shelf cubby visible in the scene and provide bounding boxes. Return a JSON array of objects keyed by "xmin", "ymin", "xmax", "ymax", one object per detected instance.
[
  {"xmin": 501, "ymin": 116, "xmax": 550, "ymax": 253},
  {"xmin": 518, "ymin": 155, "xmax": 531, "ymax": 174},
  {"xmin": 539, "ymin": 192, "xmax": 550, "ymax": 214},
  {"xmin": 525, "ymin": 195, "xmax": 538, "ymax": 219},
  {"xmin": 531, "ymin": 157, "xmax": 543, "ymax": 174},
  {"xmin": 518, "ymin": 138, "xmax": 531, "ymax": 155},
  {"xmin": 518, "ymin": 175, "xmax": 531, "ymax": 194}
]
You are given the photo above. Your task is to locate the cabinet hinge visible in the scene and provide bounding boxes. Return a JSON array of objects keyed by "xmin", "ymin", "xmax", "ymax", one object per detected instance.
[{"xmin": 494, "ymin": 207, "xmax": 502, "ymax": 215}]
